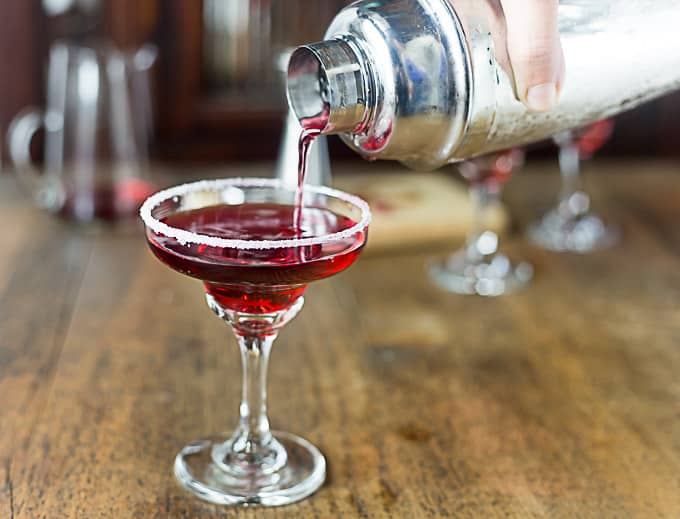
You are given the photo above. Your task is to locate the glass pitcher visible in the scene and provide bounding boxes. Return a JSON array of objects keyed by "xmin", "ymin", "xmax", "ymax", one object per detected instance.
[{"xmin": 7, "ymin": 40, "xmax": 157, "ymax": 222}]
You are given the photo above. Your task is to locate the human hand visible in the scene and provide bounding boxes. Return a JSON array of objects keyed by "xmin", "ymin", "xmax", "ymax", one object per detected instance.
[{"xmin": 500, "ymin": 0, "xmax": 565, "ymax": 112}]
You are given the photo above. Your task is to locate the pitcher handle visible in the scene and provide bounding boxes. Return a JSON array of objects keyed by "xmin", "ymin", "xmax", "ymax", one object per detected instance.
[{"xmin": 7, "ymin": 108, "xmax": 48, "ymax": 202}]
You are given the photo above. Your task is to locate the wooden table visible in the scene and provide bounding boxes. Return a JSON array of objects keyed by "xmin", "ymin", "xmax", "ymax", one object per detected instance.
[{"xmin": 1, "ymin": 161, "xmax": 680, "ymax": 518}]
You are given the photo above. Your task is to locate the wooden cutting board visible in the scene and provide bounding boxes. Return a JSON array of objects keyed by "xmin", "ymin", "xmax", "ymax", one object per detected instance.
[{"xmin": 335, "ymin": 171, "xmax": 509, "ymax": 253}]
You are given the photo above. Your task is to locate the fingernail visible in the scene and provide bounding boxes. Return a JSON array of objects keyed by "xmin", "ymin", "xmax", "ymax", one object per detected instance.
[{"xmin": 526, "ymin": 83, "xmax": 558, "ymax": 112}]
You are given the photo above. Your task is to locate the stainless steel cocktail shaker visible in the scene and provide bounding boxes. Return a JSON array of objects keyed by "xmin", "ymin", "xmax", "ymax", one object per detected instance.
[{"xmin": 287, "ymin": 0, "xmax": 680, "ymax": 170}]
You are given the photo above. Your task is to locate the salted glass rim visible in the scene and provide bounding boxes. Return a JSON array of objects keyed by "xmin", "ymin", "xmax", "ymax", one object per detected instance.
[{"xmin": 140, "ymin": 177, "xmax": 371, "ymax": 250}]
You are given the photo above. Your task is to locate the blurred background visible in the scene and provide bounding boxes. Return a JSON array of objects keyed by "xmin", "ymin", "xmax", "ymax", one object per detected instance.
[{"xmin": 2, "ymin": 0, "xmax": 680, "ymax": 168}]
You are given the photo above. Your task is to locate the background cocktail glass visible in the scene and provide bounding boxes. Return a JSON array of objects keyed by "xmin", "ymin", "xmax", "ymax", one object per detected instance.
[
  {"xmin": 527, "ymin": 119, "xmax": 618, "ymax": 253},
  {"xmin": 140, "ymin": 178, "xmax": 370, "ymax": 506},
  {"xmin": 430, "ymin": 149, "xmax": 532, "ymax": 296}
]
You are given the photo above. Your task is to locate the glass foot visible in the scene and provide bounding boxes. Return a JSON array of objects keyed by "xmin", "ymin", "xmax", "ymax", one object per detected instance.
[
  {"xmin": 429, "ymin": 252, "xmax": 533, "ymax": 296},
  {"xmin": 528, "ymin": 210, "xmax": 619, "ymax": 253},
  {"xmin": 174, "ymin": 431, "xmax": 326, "ymax": 507}
]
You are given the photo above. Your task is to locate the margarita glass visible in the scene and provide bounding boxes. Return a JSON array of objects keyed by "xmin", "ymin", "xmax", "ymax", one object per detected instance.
[
  {"xmin": 140, "ymin": 178, "xmax": 370, "ymax": 506},
  {"xmin": 429, "ymin": 149, "xmax": 533, "ymax": 296},
  {"xmin": 527, "ymin": 119, "xmax": 618, "ymax": 253}
]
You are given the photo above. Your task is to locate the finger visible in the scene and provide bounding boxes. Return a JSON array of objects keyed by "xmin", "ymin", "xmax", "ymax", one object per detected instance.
[
  {"xmin": 500, "ymin": 0, "xmax": 564, "ymax": 112},
  {"xmin": 557, "ymin": 39, "xmax": 566, "ymax": 92}
]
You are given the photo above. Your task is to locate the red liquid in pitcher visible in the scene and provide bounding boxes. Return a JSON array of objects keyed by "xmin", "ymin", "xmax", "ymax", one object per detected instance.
[
  {"xmin": 147, "ymin": 203, "xmax": 366, "ymax": 313},
  {"xmin": 60, "ymin": 179, "xmax": 156, "ymax": 222}
]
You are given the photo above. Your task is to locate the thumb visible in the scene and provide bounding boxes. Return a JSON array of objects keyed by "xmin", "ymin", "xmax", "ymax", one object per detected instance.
[{"xmin": 499, "ymin": 0, "xmax": 565, "ymax": 112}]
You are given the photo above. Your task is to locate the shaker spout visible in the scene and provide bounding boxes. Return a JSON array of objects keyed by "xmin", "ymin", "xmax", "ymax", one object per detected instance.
[{"xmin": 287, "ymin": 40, "xmax": 372, "ymax": 135}]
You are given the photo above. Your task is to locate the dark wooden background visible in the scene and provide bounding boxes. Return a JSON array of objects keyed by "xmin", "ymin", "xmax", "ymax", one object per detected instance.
[{"xmin": 2, "ymin": 0, "xmax": 680, "ymax": 165}]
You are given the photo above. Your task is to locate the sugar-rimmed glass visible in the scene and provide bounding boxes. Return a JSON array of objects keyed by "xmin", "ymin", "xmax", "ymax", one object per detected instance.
[{"xmin": 140, "ymin": 178, "xmax": 370, "ymax": 506}]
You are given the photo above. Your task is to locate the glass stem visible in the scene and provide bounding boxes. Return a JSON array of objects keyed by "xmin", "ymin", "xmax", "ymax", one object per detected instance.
[
  {"xmin": 206, "ymin": 293, "xmax": 305, "ymax": 476},
  {"xmin": 466, "ymin": 181, "xmax": 500, "ymax": 260},
  {"xmin": 557, "ymin": 135, "xmax": 587, "ymax": 218},
  {"xmin": 234, "ymin": 333, "xmax": 275, "ymax": 454}
]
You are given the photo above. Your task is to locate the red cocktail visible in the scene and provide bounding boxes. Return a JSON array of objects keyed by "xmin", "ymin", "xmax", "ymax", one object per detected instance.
[
  {"xmin": 141, "ymin": 178, "xmax": 370, "ymax": 506},
  {"xmin": 148, "ymin": 202, "xmax": 364, "ymax": 313}
]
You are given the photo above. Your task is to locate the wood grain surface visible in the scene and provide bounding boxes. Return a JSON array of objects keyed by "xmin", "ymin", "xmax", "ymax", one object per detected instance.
[{"xmin": 1, "ymin": 161, "xmax": 680, "ymax": 518}]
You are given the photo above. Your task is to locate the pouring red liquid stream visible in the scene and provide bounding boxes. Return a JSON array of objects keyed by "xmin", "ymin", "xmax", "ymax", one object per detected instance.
[
  {"xmin": 294, "ymin": 106, "xmax": 330, "ymax": 230},
  {"xmin": 295, "ymin": 128, "xmax": 320, "ymax": 229}
]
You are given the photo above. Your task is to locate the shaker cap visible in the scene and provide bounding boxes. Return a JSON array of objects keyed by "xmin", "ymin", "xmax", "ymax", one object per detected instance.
[{"xmin": 287, "ymin": 39, "xmax": 370, "ymax": 134}]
